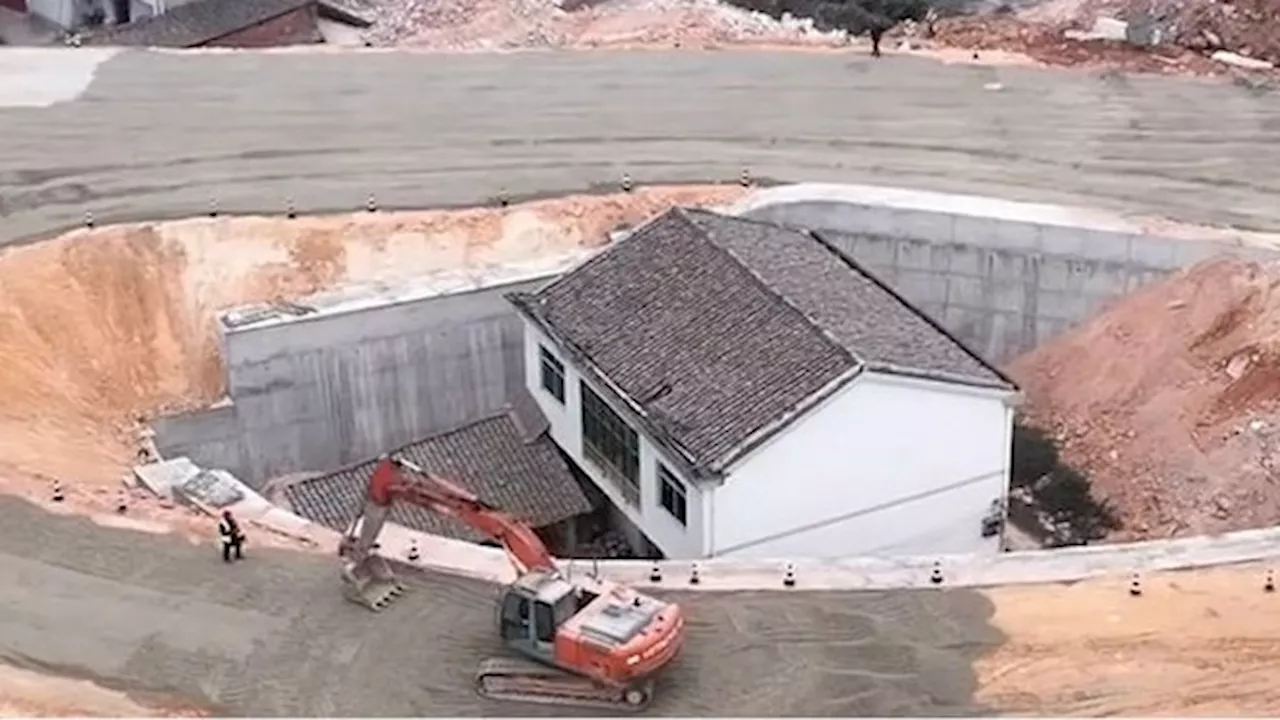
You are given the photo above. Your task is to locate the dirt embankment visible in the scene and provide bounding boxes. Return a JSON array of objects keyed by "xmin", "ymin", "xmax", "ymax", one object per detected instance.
[
  {"xmin": 1009, "ymin": 256, "xmax": 1280, "ymax": 540},
  {"xmin": 0, "ymin": 185, "xmax": 745, "ymax": 495}
]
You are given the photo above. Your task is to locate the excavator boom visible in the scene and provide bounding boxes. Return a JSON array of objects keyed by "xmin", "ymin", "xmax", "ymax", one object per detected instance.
[
  {"xmin": 336, "ymin": 454, "xmax": 684, "ymax": 712},
  {"xmin": 338, "ymin": 455, "xmax": 557, "ymax": 609}
]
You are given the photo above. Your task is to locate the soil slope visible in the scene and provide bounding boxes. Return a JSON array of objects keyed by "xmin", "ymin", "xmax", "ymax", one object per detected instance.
[
  {"xmin": 0, "ymin": 186, "xmax": 744, "ymax": 492},
  {"xmin": 1009, "ymin": 256, "xmax": 1280, "ymax": 540}
]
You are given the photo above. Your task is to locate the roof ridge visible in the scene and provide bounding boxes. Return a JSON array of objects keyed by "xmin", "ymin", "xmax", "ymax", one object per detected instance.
[
  {"xmin": 806, "ymin": 229, "xmax": 1016, "ymax": 388},
  {"xmin": 680, "ymin": 208, "xmax": 862, "ymax": 368}
]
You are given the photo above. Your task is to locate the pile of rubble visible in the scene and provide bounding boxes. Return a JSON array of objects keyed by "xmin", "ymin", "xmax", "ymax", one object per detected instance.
[
  {"xmin": 354, "ymin": 0, "xmax": 848, "ymax": 49},
  {"xmin": 930, "ymin": 15, "xmax": 1209, "ymax": 72},
  {"xmin": 1009, "ymin": 257, "xmax": 1280, "ymax": 541},
  {"xmin": 912, "ymin": 0, "xmax": 1279, "ymax": 75}
]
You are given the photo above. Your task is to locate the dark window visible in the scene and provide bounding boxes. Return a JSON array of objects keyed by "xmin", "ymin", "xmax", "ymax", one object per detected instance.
[
  {"xmin": 539, "ymin": 346, "xmax": 565, "ymax": 403},
  {"xmin": 658, "ymin": 464, "xmax": 688, "ymax": 526},
  {"xmin": 534, "ymin": 601, "xmax": 556, "ymax": 643},
  {"xmin": 500, "ymin": 593, "xmax": 530, "ymax": 640},
  {"xmin": 580, "ymin": 381, "xmax": 640, "ymax": 506}
]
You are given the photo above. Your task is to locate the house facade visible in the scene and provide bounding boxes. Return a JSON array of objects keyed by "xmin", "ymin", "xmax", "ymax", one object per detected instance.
[{"xmin": 509, "ymin": 208, "xmax": 1019, "ymax": 560}]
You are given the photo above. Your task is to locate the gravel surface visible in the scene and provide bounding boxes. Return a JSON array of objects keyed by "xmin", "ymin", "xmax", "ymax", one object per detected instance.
[
  {"xmin": 2, "ymin": 49, "xmax": 1280, "ymax": 246},
  {"xmin": 0, "ymin": 496, "xmax": 998, "ymax": 716}
]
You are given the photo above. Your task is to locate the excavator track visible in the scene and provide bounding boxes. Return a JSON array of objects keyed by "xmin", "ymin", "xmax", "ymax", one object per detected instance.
[{"xmin": 475, "ymin": 656, "xmax": 653, "ymax": 712}]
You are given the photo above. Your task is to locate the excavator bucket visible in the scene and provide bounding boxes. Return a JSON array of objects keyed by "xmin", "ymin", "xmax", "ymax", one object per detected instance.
[{"xmin": 340, "ymin": 555, "xmax": 405, "ymax": 612}]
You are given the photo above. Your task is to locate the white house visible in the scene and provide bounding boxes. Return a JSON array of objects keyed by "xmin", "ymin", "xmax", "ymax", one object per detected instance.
[{"xmin": 507, "ymin": 208, "xmax": 1019, "ymax": 560}]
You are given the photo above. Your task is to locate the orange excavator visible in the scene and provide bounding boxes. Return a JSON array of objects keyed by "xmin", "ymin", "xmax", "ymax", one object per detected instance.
[{"xmin": 337, "ymin": 456, "xmax": 686, "ymax": 711}]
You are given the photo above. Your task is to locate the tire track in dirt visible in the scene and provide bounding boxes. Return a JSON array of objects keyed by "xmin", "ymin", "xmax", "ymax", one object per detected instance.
[
  {"xmin": 0, "ymin": 497, "xmax": 1000, "ymax": 716},
  {"xmin": 2, "ymin": 49, "xmax": 1280, "ymax": 246}
]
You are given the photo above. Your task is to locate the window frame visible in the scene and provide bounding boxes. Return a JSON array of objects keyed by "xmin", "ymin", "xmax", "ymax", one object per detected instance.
[
  {"xmin": 657, "ymin": 463, "xmax": 688, "ymax": 526},
  {"xmin": 580, "ymin": 381, "xmax": 640, "ymax": 506},
  {"xmin": 538, "ymin": 345, "xmax": 566, "ymax": 404}
]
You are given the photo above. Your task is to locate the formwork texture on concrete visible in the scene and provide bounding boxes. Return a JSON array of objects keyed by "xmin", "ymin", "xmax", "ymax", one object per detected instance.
[
  {"xmin": 735, "ymin": 184, "xmax": 1280, "ymax": 361},
  {"xmin": 4, "ymin": 50, "xmax": 1280, "ymax": 246}
]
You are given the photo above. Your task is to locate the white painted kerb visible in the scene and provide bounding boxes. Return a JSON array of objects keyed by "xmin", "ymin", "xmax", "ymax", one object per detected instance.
[
  {"xmin": 730, "ymin": 181, "xmax": 1280, "ymax": 249},
  {"xmin": 222, "ymin": 479, "xmax": 1280, "ymax": 591}
]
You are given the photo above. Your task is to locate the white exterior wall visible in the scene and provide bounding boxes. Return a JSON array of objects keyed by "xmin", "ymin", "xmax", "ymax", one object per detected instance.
[
  {"xmin": 711, "ymin": 372, "xmax": 1013, "ymax": 559},
  {"xmin": 521, "ymin": 320, "xmax": 708, "ymax": 559},
  {"xmin": 26, "ymin": 0, "xmax": 75, "ymax": 28}
]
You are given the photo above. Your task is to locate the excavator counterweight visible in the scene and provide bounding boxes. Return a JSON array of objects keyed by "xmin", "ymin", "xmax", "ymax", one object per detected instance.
[{"xmin": 336, "ymin": 455, "xmax": 685, "ymax": 711}]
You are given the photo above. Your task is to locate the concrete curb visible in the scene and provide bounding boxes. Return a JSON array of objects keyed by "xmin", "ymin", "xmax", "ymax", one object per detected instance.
[{"xmin": 220, "ymin": 477, "xmax": 1280, "ymax": 591}]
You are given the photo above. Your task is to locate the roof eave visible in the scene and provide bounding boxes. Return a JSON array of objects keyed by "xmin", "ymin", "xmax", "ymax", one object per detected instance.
[
  {"xmin": 868, "ymin": 362, "xmax": 1018, "ymax": 394},
  {"xmin": 709, "ymin": 362, "xmax": 868, "ymax": 475},
  {"xmin": 507, "ymin": 292, "xmax": 721, "ymax": 484}
]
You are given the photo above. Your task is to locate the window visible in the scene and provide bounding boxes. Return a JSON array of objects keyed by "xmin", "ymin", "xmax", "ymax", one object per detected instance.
[
  {"xmin": 534, "ymin": 601, "xmax": 556, "ymax": 643},
  {"xmin": 500, "ymin": 593, "xmax": 530, "ymax": 640},
  {"xmin": 539, "ymin": 346, "xmax": 565, "ymax": 403},
  {"xmin": 658, "ymin": 464, "xmax": 688, "ymax": 526},
  {"xmin": 580, "ymin": 381, "xmax": 640, "ymax": 506}
]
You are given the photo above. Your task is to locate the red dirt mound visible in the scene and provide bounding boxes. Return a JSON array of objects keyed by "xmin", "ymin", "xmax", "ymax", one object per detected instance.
[{"xmin": 1009, "ymin": 256, "xmax": 1280, "ymax": 540}]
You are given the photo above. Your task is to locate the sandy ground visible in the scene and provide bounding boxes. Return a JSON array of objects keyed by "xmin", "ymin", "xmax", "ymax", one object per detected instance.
[
  {"xmin": 0, "ymin": 185, "xmax": 743, "ymax": 499},
  {"xmin": 1, "ymin": 494, "xmax": 1278, "ymax": 716},
  {"xmin": 0, "ymin": 496, "xmax": 995, "ymax": 717},
  {"xmin": 0, "ymin": 664, "xmax": 204, "ymax": 717},
  {"xmin": 976, "ymin": 562, "xmax": 1280, "ymax": 715}
]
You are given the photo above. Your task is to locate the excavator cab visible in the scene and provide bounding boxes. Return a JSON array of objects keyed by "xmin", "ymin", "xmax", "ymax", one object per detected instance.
[
  {"xmin": 335, "ymin": 457, "xmax": 682, "ymax": 711},
  {"xmin": 496, "ymin": 574, "xmax": 560, "ymax": 665}
]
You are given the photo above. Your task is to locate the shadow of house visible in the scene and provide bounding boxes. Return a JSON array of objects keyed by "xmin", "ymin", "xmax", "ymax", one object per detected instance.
[
  {"xmin": 281, "ymin": 393, "xmax": 596, "ymax": 555},
  {"xmin": 79, "ymin": 0, "xmax": 369, "ymax": 46}
]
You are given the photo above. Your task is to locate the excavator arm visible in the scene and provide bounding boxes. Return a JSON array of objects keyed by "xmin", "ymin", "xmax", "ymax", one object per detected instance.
[{"xmin": 338, "ymin": 455, "xmax": 557, "ymax": 610}]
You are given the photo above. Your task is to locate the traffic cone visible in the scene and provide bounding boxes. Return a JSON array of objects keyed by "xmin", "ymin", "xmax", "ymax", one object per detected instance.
[
  {"xmin": 116, "ymin": 489, "xmax": 128, "ymax": 514},
  {"xmin": 689, "ymin": 562, "xmax": 700, "ymax": 585},
  {"xmin": 1129, "ymin": 572, "xmax": 1142, "ymax": 597},
  {"xmin": 51, "ymin": 480, "xmax": 65, "ymax": 503},
  {"xmin": 498, "ymin": 189, "xmax": 509, "ymax": 207},
  {"xmin": 406, "ymin": 539, "xmax": 420, "ymax": 562},
  {"xmin": 285, "ymin": 198, "xmax": 296, "ymax": 219},
  {"xmin": 740, "ymin": 167, "xmax": 752, "ymax": 187},
  {"xmin": 782, "ymin": 562, "xmax": 796, "ymax": 588},
  {"xmin": 83, "ymin": 210, "xmax": 94, "ymax": 229},
  {"xmin": 366, "ymin": 193, "xmax": 377, "ymax": 213},
  {"xmin": 621, "ymin": 173, "xmax": 633, "ymax": 193},
  {"xmin": 929, "ymin": 561, "xmax": 944, "ymax": 585},
  {"xmin": 209, "ymin": 198, "xmax": 219, "ymax": 217},
  {"xmin": 1265, "ymin": 569, "xmax": 1275, "ymax": 593},
  {"xmin": 649, "ymin": 561, "xmax": 662, "ymax": 583}
]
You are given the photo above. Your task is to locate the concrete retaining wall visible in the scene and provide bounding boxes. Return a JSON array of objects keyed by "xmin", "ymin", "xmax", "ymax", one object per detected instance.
[
  {"xmin": 736, "ymin": 183, "xmax": 1280, "ymax": 361},
  {"xmin": 154, "ymin": 275, "xmax": 552, "ymax": 487},
  {"xmin": 156, "ymin": 183, "xmax": 1280, "ymax": 486}
]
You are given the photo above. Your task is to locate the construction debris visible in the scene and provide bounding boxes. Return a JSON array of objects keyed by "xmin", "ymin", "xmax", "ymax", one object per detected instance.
[
  {"xmin": 356, "ymin": 0, "xmax": 850, "ymax": 50},
  {"xmin": 1212, "ymin": 49, "xmax": 1274, "ymax": 71},
  {"xmin": 1009, "ymin": 258, "xmax": 1280, "ymax": 542}
]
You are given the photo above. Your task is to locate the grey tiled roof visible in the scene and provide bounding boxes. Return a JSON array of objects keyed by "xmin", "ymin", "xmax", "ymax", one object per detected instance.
[
  {"xmin": 82, "ymin": 0, "xmax": 367, "ymax": 47},
  {"xmin": 509, "ymin": 208, "xmax": 1013, "ymax": 476},
  {"xmin": 282, "ymin": 401, "xmax": 593, "ymax": 544}
]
